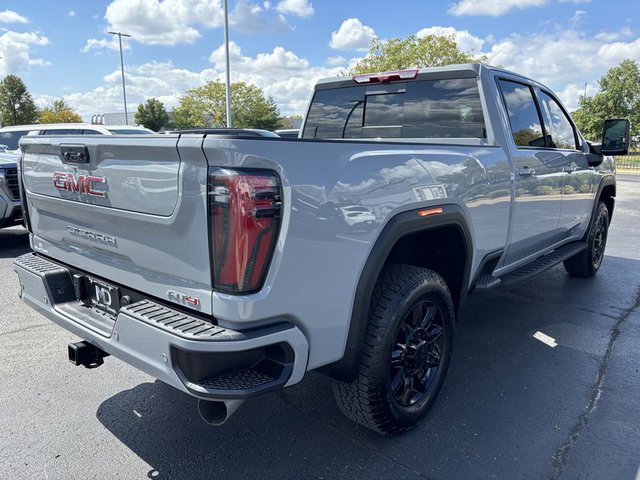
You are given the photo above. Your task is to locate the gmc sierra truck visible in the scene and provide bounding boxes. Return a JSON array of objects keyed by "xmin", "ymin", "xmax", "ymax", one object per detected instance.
[{"xmin": 13, "ymin": 64, "xmax": 629, "ymax": 435}]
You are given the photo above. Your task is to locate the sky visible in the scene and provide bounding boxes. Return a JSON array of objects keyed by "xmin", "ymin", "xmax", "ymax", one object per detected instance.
[{"xmin": 0, "ymin": 0, "xmax": 639, "ymax": 121}]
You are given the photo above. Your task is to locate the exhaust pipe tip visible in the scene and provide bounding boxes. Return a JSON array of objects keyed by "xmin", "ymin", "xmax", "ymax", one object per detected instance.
[{"xmin": 198, "ymin": 399, "xmax": 245, "ymax": 426}]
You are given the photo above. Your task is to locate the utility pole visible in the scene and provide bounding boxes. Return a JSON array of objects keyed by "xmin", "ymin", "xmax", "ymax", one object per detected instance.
[
  {"xmin": 108, "ymin": 31, "xmax": 131, "ymax": 125},
  {"xmin": 223, "ymin": 0, "xmax": 232, "ymax": 127}
]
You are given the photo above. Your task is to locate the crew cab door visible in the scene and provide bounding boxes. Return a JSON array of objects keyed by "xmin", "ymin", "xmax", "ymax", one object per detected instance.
[
  {"xmin": 497, "ymin": 78, "xmax": 564, "ymax": 267},
  {"xmin": 536, "ymin": 89, "xmax": 596, "ymax": 235}
]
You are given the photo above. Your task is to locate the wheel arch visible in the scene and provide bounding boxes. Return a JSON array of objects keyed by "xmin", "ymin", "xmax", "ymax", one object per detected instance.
[
  {"xmin": 324, "ymin": 204, "xmax": 473, "ymax": 381},
  {"xmin": 597, "ymin": 174, "xmax": 616, "ymax": 221}
]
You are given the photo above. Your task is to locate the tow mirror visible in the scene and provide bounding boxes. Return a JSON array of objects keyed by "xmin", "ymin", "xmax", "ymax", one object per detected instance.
[{"xmin": 601, "ymin": 118, "xmax": 630, "ymax": 156}]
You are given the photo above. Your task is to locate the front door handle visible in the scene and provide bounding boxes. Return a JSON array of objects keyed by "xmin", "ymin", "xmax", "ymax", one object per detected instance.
[
  {"xmin": 518, "ymin": 167, "xmax": 536, "ymax": 177},
  {"xmin": 563, "ymin": 164, "xmax": 576, "ymax": 173}
]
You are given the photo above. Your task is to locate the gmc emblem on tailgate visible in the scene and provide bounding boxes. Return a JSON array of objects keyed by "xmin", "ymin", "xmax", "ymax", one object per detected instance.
[{"xmin": 53, "ymin": 172, "xmax": 107, "ymax": 198}]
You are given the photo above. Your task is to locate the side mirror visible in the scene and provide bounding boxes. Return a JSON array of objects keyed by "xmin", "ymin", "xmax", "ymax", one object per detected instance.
[{"xmin": 601, "ymin": 118, "xmax": 630, "ymax": 156}]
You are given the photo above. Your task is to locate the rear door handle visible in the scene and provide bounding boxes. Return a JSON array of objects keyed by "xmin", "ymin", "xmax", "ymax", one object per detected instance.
[
  {"xmin": 563, "ymin": 164, "xmax": 576, "ymax": 173},
  {"xmin": 518, "ymin": 167, "xmax": 536, "ymax": 177}
]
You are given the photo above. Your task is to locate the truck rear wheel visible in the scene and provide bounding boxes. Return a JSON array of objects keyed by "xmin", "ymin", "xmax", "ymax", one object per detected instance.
[
  {"xmin": 333, "ymin": 264, "xmax": 455, "ymax": 436},
  {"xmin": 563, "ymin": 201, "xmax": 609, "ymax": 277}
]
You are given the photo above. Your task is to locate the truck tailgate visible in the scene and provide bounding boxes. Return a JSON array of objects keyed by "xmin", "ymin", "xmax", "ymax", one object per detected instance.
[{"xmin": 20, "ymin": 135, "xmax": 214, "ymax": 313}]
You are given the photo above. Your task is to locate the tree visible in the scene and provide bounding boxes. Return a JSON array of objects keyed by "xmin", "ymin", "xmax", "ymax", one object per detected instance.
[
  {"xmin": 38, "ymin": 99, "xmax": 82, "ymax": 124},
  {"xmin": 173, "ymin": 81, "xmax": 282, "ymax": 130},
  {"xmin": 135, "ymin": 97, "xmax": 170, "ymax": 131},
  {"xmin": 350, "ymin": 34, "xmax": 488, "ymax": 75},
  {"xmin": 573, "ymin": 59, "xmax": 640, "ymax": 141},
  {"xmin": 0, "ymin": 75, "xmax": 39, "ymax": 126}
]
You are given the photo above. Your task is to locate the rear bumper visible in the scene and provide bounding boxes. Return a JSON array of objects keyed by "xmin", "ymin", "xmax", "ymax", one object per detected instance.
[{"xmin": 14, "ymin": 253, "xmax": 309, "ymax": 400}]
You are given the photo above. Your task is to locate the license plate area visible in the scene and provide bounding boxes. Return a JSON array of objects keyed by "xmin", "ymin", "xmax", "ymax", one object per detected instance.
[{"xmin": 83, "ymin": 277, "xmax": 120, "ymax": 316}]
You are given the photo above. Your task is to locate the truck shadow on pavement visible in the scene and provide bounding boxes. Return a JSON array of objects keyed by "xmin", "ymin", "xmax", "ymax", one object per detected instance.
[
  {"xmin": 0, "ymin": 226, "xmax": 30, "ymax": 259},
  {"xmin": 96, "ymin": 255, "xmax": 640, "ymax": 480}
]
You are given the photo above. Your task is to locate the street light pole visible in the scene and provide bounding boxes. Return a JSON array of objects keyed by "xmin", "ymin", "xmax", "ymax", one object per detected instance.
[
  {"xmin": 108, "ymin": 31, "xmax": 131, "ymax": 125},
  {"xmin": 223, "ymin": 0, "xmax": 232, "ymax": 127}
]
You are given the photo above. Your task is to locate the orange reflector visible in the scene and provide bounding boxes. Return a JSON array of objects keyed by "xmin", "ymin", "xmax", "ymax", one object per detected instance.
[{"xmin": 418, "ymin": 207, "xmax": 444, "ymax": 217}]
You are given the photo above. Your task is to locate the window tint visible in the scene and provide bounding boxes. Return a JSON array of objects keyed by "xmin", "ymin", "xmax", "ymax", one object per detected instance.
[
  {"xmin": 107, "ymin": 129, "xmax": 154, "ymax": 134},
  {"xmin": 364, "ymin": 93, "xmax": 404, "ymax": 126},
  {"xmin": 302, "ymin": 77, "xmax": 486, "ymax": 140},
  {"xmin": 499, "ymin": 80, "xmax": 545, "ymax": 148},
  {"xmin": 539, "ymin": 91, "xmax": 577, "ymax": 150},
  {"xmin": 42, "ymin": 129, "xmax": 85, "ymax": 135},
  {"xmin": 0, "ymin": 130, "xmax": 30, "ymax": 150}
]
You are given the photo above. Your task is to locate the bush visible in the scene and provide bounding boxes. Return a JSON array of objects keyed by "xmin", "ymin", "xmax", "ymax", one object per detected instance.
[
  {"xmin": 563, "ymin": 185, "xmax": 576, "ymax": 195},
  {"xmin": 490, "ymin": 189, "xmax": 511, "ymax": 199},
  {"xmin": 579, "ymin": 184, "xmax": 592, "ymax": 194},
  {"xmin": 535, "ymin": 185, "xmax": 554, "ymax": 196}
]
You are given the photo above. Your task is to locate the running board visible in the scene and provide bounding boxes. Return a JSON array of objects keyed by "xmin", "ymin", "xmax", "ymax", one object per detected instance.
[{"xmin": 476, "ymin": 241, "xmax": 588, "ymax": 289}]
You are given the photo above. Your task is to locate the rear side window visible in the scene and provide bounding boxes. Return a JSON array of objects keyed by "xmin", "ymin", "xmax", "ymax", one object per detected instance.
[
  {"xmin": 498, "ymin": 79, "xmax": 545, "ymax": 148},
  {"xmin": 0, "ymin": 130, "xmax": 30, "ymax": 150},
  {"xmin": 41, "ymin": 129, "xmax": 85, "ymax": 135},
  {"xmin": 539, "ymin": 91, "xmax": 577, "ymax": 150},
  {"xmin": 107, "ymin": 129, "xmax": 154, "ymax": 134},
  {"xmin": 303, "ymin": 77, "xmax": 486, "ymax": 140}
]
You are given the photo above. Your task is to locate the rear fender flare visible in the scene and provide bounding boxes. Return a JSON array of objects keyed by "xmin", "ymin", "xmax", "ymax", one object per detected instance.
[{"xmin": 326, "ymin": 204, "xmax": 474, "ymax": 381}]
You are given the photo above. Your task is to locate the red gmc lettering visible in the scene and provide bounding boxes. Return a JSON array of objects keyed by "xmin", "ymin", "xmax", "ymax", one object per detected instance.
[{"xmin": 52, "ymin": 172, "xmax": 106, "ymax": 198}]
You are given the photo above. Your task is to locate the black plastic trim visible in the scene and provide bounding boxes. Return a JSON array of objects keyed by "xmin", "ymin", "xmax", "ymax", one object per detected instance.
[
  {"xmin": 171, "ymin": 342, "xmax": 294, "ymax": 399},
  {"xmin": 468, "ymin": 249, "xmax": 504, "ymax": 293},
  {"xmin": 591, "ymin": 174, "xmax": 616, "ymax": 225},
  {"xmin": 325, "ymin": 204, "xmax": 473, "ymax": 381},
  {"xmin": 18, "ymin": 154, "xmax": 32, "ymax": 233}
]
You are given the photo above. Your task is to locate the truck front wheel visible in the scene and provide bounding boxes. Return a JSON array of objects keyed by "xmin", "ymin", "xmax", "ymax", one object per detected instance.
[
  {"xmin": 333, "ymin": 264, "xmax": 455, "ymax": 435},
  {"xmin": 563, "ymin": 201, "xmax": 610, "ymax": 277}
]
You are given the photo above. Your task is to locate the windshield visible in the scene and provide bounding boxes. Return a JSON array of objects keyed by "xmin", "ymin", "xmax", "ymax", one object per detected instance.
[
  {"xmin": 303, "ymin": 77, "xmax": 486, "ymax": 140},
  {"xmin": 0, "ymin": 130, "xmax": 31, "ymax": 150},
  {"xmin": 107, "ymin": 129, "xmax": 154, "ymax": 134}
]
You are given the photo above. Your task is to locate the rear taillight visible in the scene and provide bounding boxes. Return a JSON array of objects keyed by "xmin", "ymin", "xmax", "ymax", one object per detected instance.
[{"xmin": 208, "ymin": 168, "xmax": 282, "ymax": 294}]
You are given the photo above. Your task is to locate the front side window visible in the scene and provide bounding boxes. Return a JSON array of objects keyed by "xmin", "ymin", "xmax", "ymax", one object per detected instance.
[
  {"xmin": 302, "ymin": 77, "xmax": 486, "ymax": 140},
  {"xmin": 539, "ymin": 92, "xmax": 577, "ymax": 150},
  {"xmin": 498, "ymin": 79, "xmax": 545, "ymax": 148}
]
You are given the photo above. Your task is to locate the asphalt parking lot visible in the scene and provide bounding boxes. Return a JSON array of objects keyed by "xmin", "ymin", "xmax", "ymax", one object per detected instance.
[{"xmin": 1, "ymin": 174, "xmax": 639, "ymax": 480}]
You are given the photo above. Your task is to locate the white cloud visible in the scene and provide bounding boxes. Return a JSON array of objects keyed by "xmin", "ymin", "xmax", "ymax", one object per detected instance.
[
  {"xmin": 82, "ymin": 36, "xmax": 131, "ymax": 53},
  {"xmin": 0, "ymin": 9, "xmax": 29, "ymax": 24},
  {"xmin": 559, "ymin": 0, "xmax": 591, "ymax": 3},
  {"xmin": 417, "ymin": 26, "xmax": 484, "ymax": 52},
  {"xmin": 63, "ymin": 43, "xmax": 348, "ymax": 120},
  {"xmin": 486, "ymin": 29, "xmax": 640, "ymax": 87},
  {"xmin": 594, "ymin": 27, "xmax": 633, "ymax": 42},
  {"xmin": 556, "ymin": 83, "xmax": 597, "ymax": 111},
  {"xmin": 276, "ymin": 0, "xmax": 314, "ymax": 17},
  {"xmin": 569, "ymin": 10, "xmax": 586, "ymax": 26},
  {"xmin": 0, "ymin": 31, "xmax": 50, "ymax": 75},
  {"xmin": 68, "ymin": 10, "xmax": 76, "ymax": 17},
  {"xmin": 104, "ymin": 0, "xmax": 209, "ymax": 45},
  {"xmin": 97, "ymin": 0, "xmax": 307, "ymax": 47},
  {"xmin": 449, "ymin": 0, "xmax": 548, "ymax": 16},
  {"xmin": 330, "ymin": 18, "xmax": 375, "ymax": 51},
  {"xmin": 326, "ymin": 55, "xmax": 346, "ymax": 66}
]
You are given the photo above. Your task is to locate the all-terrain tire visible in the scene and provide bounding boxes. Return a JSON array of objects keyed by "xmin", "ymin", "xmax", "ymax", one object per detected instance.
[
  {"xmin": 563, "ymin": 201, "xmax": 610, "ymax": 277},
  {"xmin": 332, "ymin": 264, "xmax": 455, "ymax": 436}
]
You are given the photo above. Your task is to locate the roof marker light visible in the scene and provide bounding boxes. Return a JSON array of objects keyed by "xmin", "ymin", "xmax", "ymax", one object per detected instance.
[
  {"xmin": 352, "ymin": 69, "xmax": 419, "ymax": 84},
  {"xmin": 418, "ymin": 207, "xmax": 444, "ymax": 217}
]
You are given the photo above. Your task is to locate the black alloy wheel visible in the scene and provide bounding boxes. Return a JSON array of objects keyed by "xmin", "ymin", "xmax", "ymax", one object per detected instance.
[{"xmin": 390, "ymin": 300, "xmax": 445, "ymax": 408}]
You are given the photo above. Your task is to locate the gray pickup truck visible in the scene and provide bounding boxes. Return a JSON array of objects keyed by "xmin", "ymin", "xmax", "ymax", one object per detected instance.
[{"xmin": 13, "ymin": 64, "xmax": 630, "ymax": 435}]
